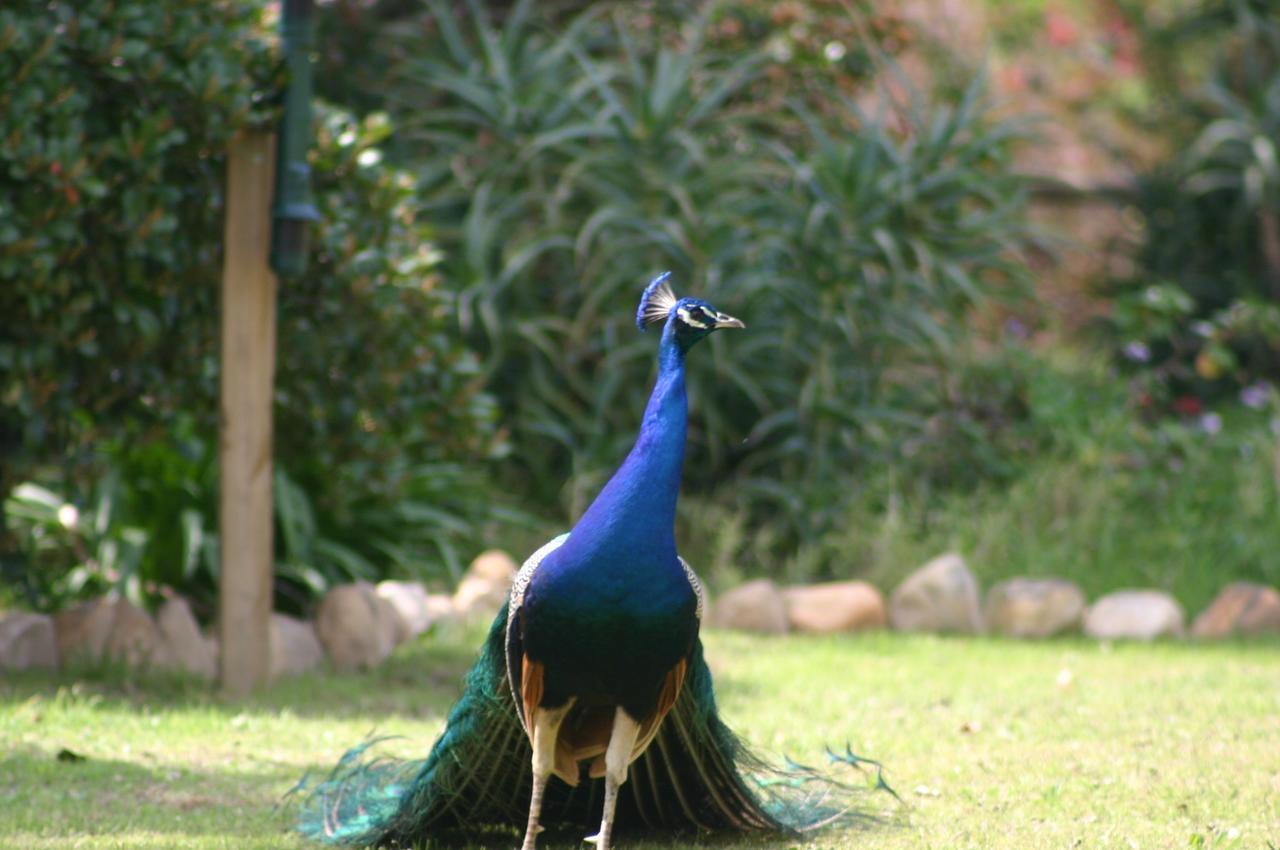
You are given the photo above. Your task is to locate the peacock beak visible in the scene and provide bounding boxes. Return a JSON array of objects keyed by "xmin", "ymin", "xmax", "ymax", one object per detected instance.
[{"xmin": 713, "ymin": 313, "xmax": 745, "ymax": 330}]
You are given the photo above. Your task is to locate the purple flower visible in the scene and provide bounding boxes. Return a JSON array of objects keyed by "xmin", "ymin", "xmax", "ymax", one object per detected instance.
[
  {"xmin": 1240, "ymin": 383, "xmax": 1269, "ymax": 410},
  {"xmin": 1004, "ymin": 317, "xmax": 1028, "ymax": 340},
  {"xmin": 1123, "ymin": 341, "xmax": 1151, "ymax": 363},
  {"xmin": 1199, "ymin": 412, "xmax": 1223, "ymax": 435}
]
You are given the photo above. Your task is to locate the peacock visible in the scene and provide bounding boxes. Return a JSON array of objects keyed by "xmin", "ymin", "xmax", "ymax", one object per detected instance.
[{"xmin": 294, "ymin": 273, "xmax": 891, "ymax": 849}]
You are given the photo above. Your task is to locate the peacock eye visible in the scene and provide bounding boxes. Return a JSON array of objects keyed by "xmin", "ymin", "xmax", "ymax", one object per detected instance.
[{"xmin": 677, "ymin": 304, "xmax": 712, "ymax": 329}]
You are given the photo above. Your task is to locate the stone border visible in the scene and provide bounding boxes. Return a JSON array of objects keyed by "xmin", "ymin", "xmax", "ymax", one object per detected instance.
[
  {"xmin": 707, "ymin": 554, "xmax": 1280, "ymax": 641},
  {"xmin": 3, "ymin": 551, "xmax": 1276, "ymax": 675}
]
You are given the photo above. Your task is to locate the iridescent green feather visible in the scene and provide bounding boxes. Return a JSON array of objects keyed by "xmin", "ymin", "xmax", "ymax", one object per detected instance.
[{"xmin": 292, "ymin": 605, "xmax": 893, "ymax": 847}]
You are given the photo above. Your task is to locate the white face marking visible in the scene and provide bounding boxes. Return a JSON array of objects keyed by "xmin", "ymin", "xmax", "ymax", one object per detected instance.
[{"xmin": 677, "ymin": 306, "xmax": 709, "ymax": 329}]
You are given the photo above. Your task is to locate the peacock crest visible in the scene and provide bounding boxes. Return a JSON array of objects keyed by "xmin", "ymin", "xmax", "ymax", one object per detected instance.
[{"xmin": 635, "ymin": 271, "xmax": 679, "ymax": 330}]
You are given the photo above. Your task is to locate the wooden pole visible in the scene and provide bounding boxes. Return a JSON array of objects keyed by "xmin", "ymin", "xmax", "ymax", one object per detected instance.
[{"xmin": 218, "ymin": 131, "xmax": 278, "ymax": 696}]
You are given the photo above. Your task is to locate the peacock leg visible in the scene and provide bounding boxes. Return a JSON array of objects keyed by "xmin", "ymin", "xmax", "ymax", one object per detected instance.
[
  {"xmin": 584, "ymin": 708, "xmax": 642, "ymax": 850},
  {"xmin": 522, "ymin": 700, "xmax": 574, "ymax": 850}
]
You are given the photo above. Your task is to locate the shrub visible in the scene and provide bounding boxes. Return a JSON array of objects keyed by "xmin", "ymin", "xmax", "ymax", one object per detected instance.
[
  {"xmin": 272, "ymin": 105, "xmax": 507, "ymax": 603},
  {"xmin": 0, "ymin": 0, "xmax": 275, "ymax": 496},
  {"xmin": 0, "ymin": 0, "xmax": 276, "ymax": 610},
  {"xmin": 336, "ymin": 1, "xmax": 1037, "ymax": 571},
  {"xmin": 1106, "ymin": 0, "xmax": 1280, "ymax": 411},
  {"xmin": 681, "ymin": 352, "xmax": 1280, "ymax": 607},
  {"xmin": 2, "ymin": 422, "xmax": 217, "ymax": 613},
  {"xmin": 840, "ymin": 365, "xmax": 1280, "ymax": 613},
  {"xmin": 0, "ymin": 2, "xmax": 502, "ymax": 612}
]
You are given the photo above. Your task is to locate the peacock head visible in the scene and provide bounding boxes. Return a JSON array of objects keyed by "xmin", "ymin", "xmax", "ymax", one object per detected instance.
[{"xmin": 635, "ymin": 272, "xmax": 744, "ymax": 351}]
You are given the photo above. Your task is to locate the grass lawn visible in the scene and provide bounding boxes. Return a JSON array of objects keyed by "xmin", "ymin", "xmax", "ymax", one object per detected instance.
[{"xmin": 1, "ymin": 623, "xmax": 1277, "ymax": 850}]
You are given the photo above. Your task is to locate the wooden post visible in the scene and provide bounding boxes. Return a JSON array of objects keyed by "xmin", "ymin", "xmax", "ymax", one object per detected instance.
[{"xmin": 219, "ymin": 131, "xmax": 278, "ymax": 696}]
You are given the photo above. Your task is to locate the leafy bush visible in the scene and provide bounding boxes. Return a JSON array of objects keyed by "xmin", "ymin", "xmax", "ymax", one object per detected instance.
[
  {"xmin": 683, "ymin": 352, "xmax": 1280, "ymax": 609},
  {"xmin": 271, "ymin": 105, "xmax": 507, "ymax": 605},
  {"xmin": 0, "ymin": 0, "xmax": 276, "ymax": 496},
  {"xmin": 2, "ymin": 421, "xmax": 217, "ymax": 613},
  {"xmin": 338, "ymin": 1, "xmax": 1036, "ymax": 569},
  {"xmin": 842, "ymin": 362, "xmax": 1280, "ymax": 614},
  {"xmin": 0, "ymin": 2, "xmax": 503, "ymax": 612},
  {"xmin": 1107, "ymin": 0, "xmax": 1280, "ymax": 410}
]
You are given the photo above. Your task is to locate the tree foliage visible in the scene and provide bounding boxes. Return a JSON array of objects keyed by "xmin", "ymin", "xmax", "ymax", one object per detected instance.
[
  {"xmin": 0, "ymin": 0, "xmax": 275, "ymax": 491},
  {"xmin": 0, "ymin": 1, "xmax": 501, "ymax": 612}
]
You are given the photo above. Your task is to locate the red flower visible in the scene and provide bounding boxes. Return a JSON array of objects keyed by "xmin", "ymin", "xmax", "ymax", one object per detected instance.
[{"xmin": 1045, "ymin": 9, "xmax": 1078, "ymax": 48}]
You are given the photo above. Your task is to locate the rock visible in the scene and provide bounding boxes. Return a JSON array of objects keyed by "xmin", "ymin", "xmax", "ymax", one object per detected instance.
[
  {"xmin": 984, "ymin": 577, "xmax": 1086, "ymax": 638},
  {"xmin": 0, "ymin": 612, "xmax": 59, "ymax": 671},
  {"xmin": 707, "ymin": 580, "xmax": 789, "ymax": 634},
  {"xmin": 376, "ymin": 581, "xmax": 453, "ymax": 639},
  {"xmin": 373, "ymin": 592, "xmax": 411, "ymax": 647},
  {"xmin": 424, "ymin": 594, "xmax": 456, "ymax": 628},
  {"xmin": 314, "ymin": 582, "xmax": 398, "ymax": 670},
  {"xmin": 376, "ymin": 580, "xmax": 429, "ymax": 639},
  {"xmin": 155, "ymin": 597, "xmax": 216, "ymax": 679},
  {"xmin": 55, "ymin": 597, "xmax": 172, "ymax": 668},
  {"xmin": 453, "ymin": 550, "xmax": 518, "ymax": 619},
  {"xmin": 782, "ymin": 581, "xmax": 886, "ymax": 633},
  {"xmin": 1084, "ymin": 590, "xmax": 1185, "ymax": 640},
  {"xmin": 470, "ymin": 549, "xmax": 520, "ymax": 583},
  {"xmin": 269, "ymin": 613, "xmax": 325, "ymax": 679},
  {"xmin": 1191, "ymin": 582, "xmax": 1280, "ymax": 638},
  {"xmin": 104, "ymin": 598, "xmax": 174, "ymax": 668},
  {"xmin": 54, "ymin": 597, "xmax": 115, "ymax": 663},
  {"xmin": 889, "ymin": 553, "xmax": 983, "ymax": 633}
]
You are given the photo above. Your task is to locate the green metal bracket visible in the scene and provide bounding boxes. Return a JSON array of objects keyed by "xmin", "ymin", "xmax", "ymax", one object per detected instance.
[{"xmin": 270, "ymin": 0, "xmax": 320, "ymax": 278}]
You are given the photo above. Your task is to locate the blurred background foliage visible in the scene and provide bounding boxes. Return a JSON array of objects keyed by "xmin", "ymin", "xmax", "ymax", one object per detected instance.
[
  {"xmin": 1, "ymin": 0, "xmax": 504, "ymax": 616},
  {"xmin": 312, "ymin": 0, "xmax": 1041, "ymax": 568},
  {"xmin": 1103, "ymin": 0, "xmax": 1280, "ymax": 412},
  {"xmin": 2, "ymin": 0, "xmax": 1279, "ymax": 618}
]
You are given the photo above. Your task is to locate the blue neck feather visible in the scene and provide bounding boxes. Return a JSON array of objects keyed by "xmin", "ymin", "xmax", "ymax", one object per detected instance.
[{"xmin": 559, "ymin": 320, "xmax": 688, "ymax": 568}]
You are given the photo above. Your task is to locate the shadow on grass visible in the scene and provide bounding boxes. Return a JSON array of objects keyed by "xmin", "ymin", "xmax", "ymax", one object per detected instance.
[
  {"xmin": 0, "ymin": 625, "xmax": 484, "ymax": 722},
  {"xmin": 0, "ymin": 737, "xmax": 896, "ymax": 849},
  {"xmin": 0, "ymin": 744, "xmax": 895, "ymax": 846},
  {"xmin": 0, "ymin": 745, "xmax": 297, "ymax": 839},
  {"xmin": 8, "ymin": 627, "xmax": 1276, "ymax": 733}
]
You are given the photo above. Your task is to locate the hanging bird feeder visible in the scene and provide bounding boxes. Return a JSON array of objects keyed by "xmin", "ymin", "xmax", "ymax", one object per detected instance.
[{"xmin": 270, "ymin": 0, "xmax": 320, "ymax": 277}]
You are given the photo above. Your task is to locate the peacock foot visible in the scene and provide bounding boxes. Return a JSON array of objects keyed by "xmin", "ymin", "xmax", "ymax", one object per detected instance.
[{"xmin": 520, "ymin": 824, "xmax": 545, "ymax": 850}]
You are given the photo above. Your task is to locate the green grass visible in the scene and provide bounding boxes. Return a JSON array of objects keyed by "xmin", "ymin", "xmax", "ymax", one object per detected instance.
[{"xmin": 2, "ymin": 624, "xmax": 1278, "ymax": 850}]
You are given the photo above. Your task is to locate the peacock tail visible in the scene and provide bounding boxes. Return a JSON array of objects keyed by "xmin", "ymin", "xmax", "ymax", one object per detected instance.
[{"xmin": 292, "ymin": 603, "xmax": 894, "ymax": 847}]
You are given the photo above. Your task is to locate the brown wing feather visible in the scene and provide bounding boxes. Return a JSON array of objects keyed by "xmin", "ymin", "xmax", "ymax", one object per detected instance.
[
  {"xmin": 519, "ymin": 655, "xmax": 543, "ymax": 738},
  {"xmin": 635, "ymin": 658, "xmax": 688, "ymax": 757}
]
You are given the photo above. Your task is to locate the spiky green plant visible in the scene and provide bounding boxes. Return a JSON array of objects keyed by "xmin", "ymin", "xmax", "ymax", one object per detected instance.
[{"xmin": 343, "ymin": 0, "xmax": 1036, "ymax": 570}]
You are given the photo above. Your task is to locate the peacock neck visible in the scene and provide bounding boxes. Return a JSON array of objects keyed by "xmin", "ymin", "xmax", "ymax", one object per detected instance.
[{"xmin": 564, "ymin": 324, "xmax": 687, "ymax": 566}]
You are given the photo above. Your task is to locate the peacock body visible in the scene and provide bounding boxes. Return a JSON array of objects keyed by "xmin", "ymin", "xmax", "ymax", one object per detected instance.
[{"xmin": 295, "ymin": 274, "xmax": 886, "ymax": 848}]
